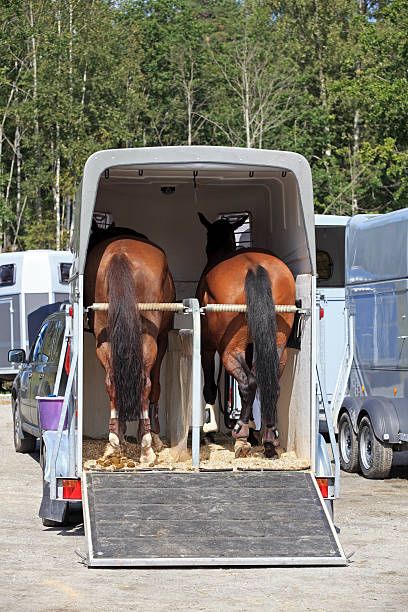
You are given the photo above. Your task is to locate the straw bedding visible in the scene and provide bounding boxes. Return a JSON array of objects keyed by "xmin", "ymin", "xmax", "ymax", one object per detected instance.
[{"xmin": 83, "ymin": 434, "xmax": 310, "ymax": 472}]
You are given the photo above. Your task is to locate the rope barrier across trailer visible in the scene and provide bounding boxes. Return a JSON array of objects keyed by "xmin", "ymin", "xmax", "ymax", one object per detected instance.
[{"xmin": 87, "ymin": 302, "xmax": 303, "ymax": 314}]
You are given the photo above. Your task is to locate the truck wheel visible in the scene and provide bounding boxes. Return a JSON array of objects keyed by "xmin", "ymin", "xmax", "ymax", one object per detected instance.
[
  {"xmin": 13, "ymin": 398, "xmax": 36, "ymax": 453},
  {"xmin": 338, "ymin": 412, "xmax": 359, "ymax": 473},
  {"xmin": 358, "ymin": 416, "xmax": 393, "ymax": 479}
]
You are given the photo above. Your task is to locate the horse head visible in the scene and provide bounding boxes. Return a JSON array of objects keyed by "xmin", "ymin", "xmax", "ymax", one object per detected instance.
[{"xmin": 198, "ymin": 212, "xmax": 248, "ymax": 263}]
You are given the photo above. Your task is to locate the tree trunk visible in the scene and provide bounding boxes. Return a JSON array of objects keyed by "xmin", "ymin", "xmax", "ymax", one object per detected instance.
[
  {"xmin": 53, "ymin": 126, "xmax": 61, "ymax": 250},
  {"xmin": 351, "ymin": 108, "xmax": 360, "ymax": 215},
  {"xmin": 15, "ymin": 125, "xmax": 21, "ymax": 221},
  {"xmin": 29, "ymin": 0, "xmax": 41, "ymax": 219}
]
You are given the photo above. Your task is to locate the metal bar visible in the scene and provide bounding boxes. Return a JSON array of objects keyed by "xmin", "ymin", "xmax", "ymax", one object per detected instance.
[
  {"xmin": 53, "ymin": 307, "xmax": 70, "ymax": 396},
  {"xmin": 310, "ymin": 474, "xmax": 347, "ymax": 562},
  {"xmin": 50, "ymin": 345, "xmax": 78, "ymax": 500},
  {"xmin": 9, "ymin": 299, "xmax": 14, "ymax": 350},
  {"xmin": 88, "ymin": 556, "xmax": 347, "ymax": 568},
  {"xmin": 77, "ymin": 276, "xmax": 84, "ymax": 478},
  {"xmin": 316, "ymin": 361, "xmax": 341, "ymax": 498},
  {"xmin": 331, "ymin": 311, "xmax": 355, "ymax": 432},
  {"xmin": 184, "ymin": 298, "xmax": 201, "ymax": 469}
]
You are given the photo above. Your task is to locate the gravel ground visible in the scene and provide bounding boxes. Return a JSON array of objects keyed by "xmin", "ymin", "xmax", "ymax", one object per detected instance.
[{"xmin": 1, "ymin": 396, "xmax": 407, "ymax": 611}]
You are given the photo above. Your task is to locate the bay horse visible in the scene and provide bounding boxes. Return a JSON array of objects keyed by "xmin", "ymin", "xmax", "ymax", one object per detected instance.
[
  {"xmin": 84, "ymin": 226, "xmax": 175, "ymax": 465},
  {"xmin": 196, "ymin": 213, "xmax": 296, "ymax": 458}
]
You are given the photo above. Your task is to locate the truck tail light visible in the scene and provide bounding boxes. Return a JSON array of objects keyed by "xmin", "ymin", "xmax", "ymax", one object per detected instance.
[
  {"xmin": 62, "ymin": 479, "xmax": 82, "ymax": 500},
  {"xmin": 316, "ymin": 477, "xmax": 329, "ymax": 498}
]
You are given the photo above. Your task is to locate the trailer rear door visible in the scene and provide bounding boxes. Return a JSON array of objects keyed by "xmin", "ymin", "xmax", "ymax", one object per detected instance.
[{"xmin": 83, "ymin": 470, "xmax": 346, "ymax": 567}]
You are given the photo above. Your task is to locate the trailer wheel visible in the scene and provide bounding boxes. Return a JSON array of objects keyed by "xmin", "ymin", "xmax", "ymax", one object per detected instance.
[
  {"xmin": 338, "ymin": 412, "xmax": 359, "ymax": 473},
  {"xmin": 13, "ymin": 398, "xmax": 36, "ymax": 453},
  {"xmin": 358, "ymin": 416, "xmax": 393, "ymax": 479}
]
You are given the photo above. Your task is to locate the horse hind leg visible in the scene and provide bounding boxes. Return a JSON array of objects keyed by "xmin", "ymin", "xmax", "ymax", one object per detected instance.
[
  {"xmin": 148, "ymin": 331, "xmax": 169, "ymax": 453},
  {"xmin": 223, "ymin": 352, "xmax": 256, "ymax": 458},
  {"xmin": 202, "ymin": 348, "xmax": 218, "ymax": 434},
  {"xmin": 96, "ymin": 341, "xmax": 126, "ymax": 459},
  {"xmin": 139, "ymin": 336, "xmax": 158, "ymax": 466},
  {"xmin": 263, "ymin": 341, "xmax": 288, "ymax": 458}
]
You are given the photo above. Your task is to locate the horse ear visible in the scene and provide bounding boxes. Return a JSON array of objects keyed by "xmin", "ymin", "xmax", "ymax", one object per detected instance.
[
  {"xmin": 231, "ymin": 214, "xmax": 248, "ymax": 230},
  {"xmin": 198, "ymin": 212, "xmax": 211, "ymax": 229}
]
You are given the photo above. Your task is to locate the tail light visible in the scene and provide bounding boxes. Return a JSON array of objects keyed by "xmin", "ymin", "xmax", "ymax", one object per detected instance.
[
  {"xmin": 316, "ymin": 477, "xmax": 329, "ymax": 498},
  {"xmin": 319, "ymin": 307, "xmax": 324, "ymax": 320},
  {"xmin": 62, "ymin": 479, "xmax": 82, "ymax": 500}
]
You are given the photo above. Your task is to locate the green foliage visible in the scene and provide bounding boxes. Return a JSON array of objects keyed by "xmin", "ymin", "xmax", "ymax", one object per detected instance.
[{"xmin": 0, "ymin": 0, "xmax": 407, "ymax": 251}]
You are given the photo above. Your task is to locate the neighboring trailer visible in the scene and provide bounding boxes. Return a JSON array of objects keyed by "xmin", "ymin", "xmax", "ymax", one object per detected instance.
[
  {"xmin": 0, "ymin": 250, "xmax": 73, "ymax": 381},
  {"xmin": 334, "ymin": 210, "xmax": 408, "ymax": 478},
  {"xmin": 315, "ymin": 215, "xmax": 349, "ymax": 420},
  {"xmin": 39, "ymin": 146, "xmax": 345, "ymax": 566}
]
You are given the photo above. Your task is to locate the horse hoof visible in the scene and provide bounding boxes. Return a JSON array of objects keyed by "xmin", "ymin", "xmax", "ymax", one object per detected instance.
[
  {"xmin": 234, "ymin": 440, "xmax": 251, "ymax": 458},
  {"xmin": 151, "ymin": 433, "xmax": 164, "ymax": 452},
  {"xmin": 140, "ymin": 447, "xmax": 157, "ymax": 466},
  {"xmin": 203, "ymin": 404, "xmax": 218, "ymax": 433},
  {"xmin": 264, "ymin": 441, "xmax": 278, "ymax": 459},
  {"xmin": 103, "ymin": 443, "xmax": 121, "ymax": 459}
]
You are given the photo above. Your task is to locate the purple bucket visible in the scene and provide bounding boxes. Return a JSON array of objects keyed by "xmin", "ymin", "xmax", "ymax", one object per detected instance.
[{"xmin": 37, "ymin": 396, "xmax": 68, "ymax": 431}]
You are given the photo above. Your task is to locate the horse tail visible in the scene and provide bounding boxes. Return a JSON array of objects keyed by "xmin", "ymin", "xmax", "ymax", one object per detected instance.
[
  {"xmin": 245, "ymin": 265, "xmax": 280, "ymax": 429},
  {"xmin": 106, "ymin": 253, "xmax": 143, "ymax": 422}
]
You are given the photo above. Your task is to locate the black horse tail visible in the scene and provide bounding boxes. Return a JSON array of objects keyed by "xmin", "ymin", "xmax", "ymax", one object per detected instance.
[
  {"xmin": 106, "ymin": 253, "xmax": 143, "ymax": 422},
  {"xmin": 245, "ymin": 265, "xmax": 280, "ymax": 429}
]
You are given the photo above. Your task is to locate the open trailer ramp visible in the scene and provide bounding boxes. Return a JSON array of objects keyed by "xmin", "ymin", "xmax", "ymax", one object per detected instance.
[{"xmin": 83, "ymin": 470, "xmax": 346, "ymax": 567}]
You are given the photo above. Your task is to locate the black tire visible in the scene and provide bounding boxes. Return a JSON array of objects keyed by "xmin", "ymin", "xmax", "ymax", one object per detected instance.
[
  {"xmin": 338, "ymin": 412, "xmax": 359, "ymax": 473},
  {"xmin": 358, "ymin": 416, "xmax": 393, "ymax": 479},
  {"xmin": 12, "ymin": 398, "xmax": 36, "ymax": 453}
]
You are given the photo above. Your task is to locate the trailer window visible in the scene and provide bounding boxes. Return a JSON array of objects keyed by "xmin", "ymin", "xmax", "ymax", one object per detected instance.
[
  {"xmin": 218, "ymin": 212, "xmax": 252, "ymax": 248},
  {"xmin": 59, "ymin": 263, "xmax": 71, "ymax": 284},
  {"xmin": 315, "ymin": 225, "xmax": 346, "ymax": 287},
  {"xmin": 31, "ymin": 321, "xmax": 50, "ymax": 363},
  {"xmin": 316, "ymin": 250, "xmax": 333, "ymax": 281},
  {"xmin": 0, "ymin": 264, "xmax": 15, "ymax": 286},
  {"xmin": 51, "ymin": 317, "xmax": 66, "ymax": 363}
]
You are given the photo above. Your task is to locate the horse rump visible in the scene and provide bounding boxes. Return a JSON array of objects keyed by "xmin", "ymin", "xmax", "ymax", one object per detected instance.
[{"xmin": 106, "ymin": 253, "xmax": 143, "ymax": 422}]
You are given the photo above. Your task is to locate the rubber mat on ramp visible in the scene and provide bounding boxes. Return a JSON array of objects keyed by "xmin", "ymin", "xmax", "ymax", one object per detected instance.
[{"xmin": 83, "ymin": 470, "xmax": 346, "ymax": 567}]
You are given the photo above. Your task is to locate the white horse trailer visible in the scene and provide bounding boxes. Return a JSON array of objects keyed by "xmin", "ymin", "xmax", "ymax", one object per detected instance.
[
  {"xmin": 0, "ymin": 250, "xmax": 73, "ymax": 381},
  {"xmin": 43, "ymin": 147, "xmax": 345, "ymax": 566},
  {"xmin": 315, "ymin": 215, "xmax": 349, "ymax": 426}
]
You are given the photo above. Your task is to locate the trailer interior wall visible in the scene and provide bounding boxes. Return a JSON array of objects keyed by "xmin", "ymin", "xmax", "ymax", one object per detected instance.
[{"xmin": 82, "ymin": 161, "xmax": 315, "ymax": 465}]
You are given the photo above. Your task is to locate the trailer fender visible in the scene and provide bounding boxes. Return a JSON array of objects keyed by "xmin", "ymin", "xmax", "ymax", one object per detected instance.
[
  {"xmin": 338, "ymin": 397, "xmax": 364, "ymax": 434},
  {"xmin": 357, "ymin": 397, "xmax": 403, "ymax": 444}
]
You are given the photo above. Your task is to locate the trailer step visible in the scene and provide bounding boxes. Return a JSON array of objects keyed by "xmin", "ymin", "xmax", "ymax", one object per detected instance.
[{"xmin": 83, "ymin": 470, "xmax": 346, "ymax": 567}]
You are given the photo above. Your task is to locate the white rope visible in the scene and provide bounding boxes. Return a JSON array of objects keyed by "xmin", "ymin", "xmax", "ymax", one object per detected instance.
[
  {"xmin": 89, "ymin": 302, "xmax": 185, "ymax": 313},
  {"xmin": 203, "ymin": 303, "xmax": 299, "ymax": 313}
]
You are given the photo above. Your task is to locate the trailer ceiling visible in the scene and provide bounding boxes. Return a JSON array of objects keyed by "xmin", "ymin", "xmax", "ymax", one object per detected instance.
[{"xmin": 73, "ymin": 147, "xmax": 316, "ymax": 286}]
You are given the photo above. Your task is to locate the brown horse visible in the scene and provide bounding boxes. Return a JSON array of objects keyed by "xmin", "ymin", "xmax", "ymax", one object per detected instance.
[
  {"xmin": 196, "ymin": 213, "xmax": 296, "ymax": 458},
  {"xmin": 84, "ymin": 228, "xmax": 175, "ymax": 465}
]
